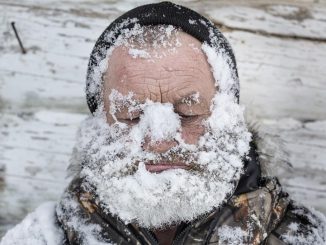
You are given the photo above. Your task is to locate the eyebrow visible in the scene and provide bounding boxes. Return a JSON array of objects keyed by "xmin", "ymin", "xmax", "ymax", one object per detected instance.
[
  {"xmin": 114, "ymin": 107, "xmax": 142, "ymax": 119},
  {"xmin": 175, "ymin": 91, "xmax": 207, "ymax": 106}
]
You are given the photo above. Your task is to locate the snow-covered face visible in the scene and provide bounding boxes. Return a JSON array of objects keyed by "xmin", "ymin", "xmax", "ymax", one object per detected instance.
[
  {"xmin": 104, "ymin": 33, "xmax": 215, "ymax": 147},
  {"xmin": 78, "ymin": 30, "xmax": 251, "ymax": 228}
]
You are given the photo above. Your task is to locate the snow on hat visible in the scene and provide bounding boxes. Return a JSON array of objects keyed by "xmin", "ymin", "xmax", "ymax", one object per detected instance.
[{"xmin": 86, "ymin": 1, "xmax": 239, "ymax": 114}]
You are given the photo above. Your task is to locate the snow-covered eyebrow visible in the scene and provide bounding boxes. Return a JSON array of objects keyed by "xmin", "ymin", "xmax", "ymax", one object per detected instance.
[
  {"xmin": 175, "ymin": 92, "xmax": 205, "ymax": 106},
  {"xmin": 174, "ymin": 92, "xmax": 211, "ymax": 116},
  {"xmin": 113, "ymin": 100, "xmax": 142, "ymax": 119}
]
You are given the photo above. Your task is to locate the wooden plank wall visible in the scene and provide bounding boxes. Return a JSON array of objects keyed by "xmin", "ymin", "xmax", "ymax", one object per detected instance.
[{"xmin": 0, "ymin": 0, "xmax": 325, "ymax": 237}]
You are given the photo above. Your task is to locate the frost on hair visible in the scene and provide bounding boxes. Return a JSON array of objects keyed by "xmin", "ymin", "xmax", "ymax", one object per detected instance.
[{"xmin": 201, "ymin": 26, "xmax": 239, "ymax": 98}]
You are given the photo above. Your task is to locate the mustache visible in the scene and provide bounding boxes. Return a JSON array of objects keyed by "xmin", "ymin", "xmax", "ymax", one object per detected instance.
[
  {"xmin": 85, "ymin": 133, "xmax": 244, "ymax": 177},
  {"xmin": 105, "ymin": 147, "xmax": 204, "ymax": 176},
  {"xmin": 86, "ymin": 128, "xmax": 246, "ymax": 176},
  {"xmin": 122, "ymin": 161, "xmax": 203, "ymax": 176}
]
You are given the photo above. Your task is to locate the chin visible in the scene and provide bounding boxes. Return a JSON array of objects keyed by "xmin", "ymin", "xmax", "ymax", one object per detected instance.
[{"xmin": 88, "ymin": 164, "xmax": 241, "ymax": 228}]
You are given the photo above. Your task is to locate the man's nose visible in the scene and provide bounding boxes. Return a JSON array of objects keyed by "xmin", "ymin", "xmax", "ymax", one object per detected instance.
[{"xmin": 142, "ymin": 136, "xmax": 177, "ymax": 153}]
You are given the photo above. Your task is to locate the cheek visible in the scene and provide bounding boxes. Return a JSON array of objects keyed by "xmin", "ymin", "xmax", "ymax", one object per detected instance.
[
  {"xmin": 181, "ymin": 123, "xmax": 206, "ymax": 145},
  {"xmin": 106, "ymin": 110, "xmax": 115, "ymax": 125},
  {"xmin": 103, "ymin": 93, "xmax": 114, "ymax": 124}
]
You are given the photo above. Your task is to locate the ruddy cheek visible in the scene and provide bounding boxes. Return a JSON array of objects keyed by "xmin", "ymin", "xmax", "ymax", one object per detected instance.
[
  {"xmin": 105, "ymin": 110, "xmax": 115, "ymax": 125},
  {"xmin": 181, "ymin": 123, "xmax": 205, "ymax": 145}
]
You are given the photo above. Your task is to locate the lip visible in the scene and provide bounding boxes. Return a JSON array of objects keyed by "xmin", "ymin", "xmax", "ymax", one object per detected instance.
[{"xmin": 145, "ymin": 163, "xmax": 190, "ymax": 173}]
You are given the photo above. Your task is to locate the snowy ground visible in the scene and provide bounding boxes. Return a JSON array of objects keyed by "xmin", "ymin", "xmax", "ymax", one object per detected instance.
[{"xmin": 0, "ymin": 0, "xmax": 326, "ymax": 238}]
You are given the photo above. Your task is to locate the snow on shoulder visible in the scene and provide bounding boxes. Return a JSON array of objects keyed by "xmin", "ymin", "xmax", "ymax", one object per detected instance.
[
  {"xmin": 0, "ymin": 202, "xmax": 64, "ymax": 245},
  {"xmin": 282, "ymin": 204, "xmax": 326, "ymax": 245}
]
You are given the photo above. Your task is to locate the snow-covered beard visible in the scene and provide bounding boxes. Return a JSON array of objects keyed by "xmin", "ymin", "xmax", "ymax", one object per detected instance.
[{"xmin": 75, "ymin": 91, "xmax": 251, "ymax": 229}]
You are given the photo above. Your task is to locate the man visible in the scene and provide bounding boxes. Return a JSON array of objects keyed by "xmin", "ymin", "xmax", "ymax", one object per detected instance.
[{"xmin": 2, "ymin": 2, "xmax": 326, "ymax": 245}]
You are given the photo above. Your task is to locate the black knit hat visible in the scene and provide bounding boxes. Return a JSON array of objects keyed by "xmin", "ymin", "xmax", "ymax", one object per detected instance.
[{"xmin": 86, "ymin": 1, "xmax": 239, "ymax": 114}]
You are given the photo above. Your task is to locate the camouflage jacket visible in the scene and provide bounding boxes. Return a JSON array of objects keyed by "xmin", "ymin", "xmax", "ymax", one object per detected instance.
[
  {"xmin": 56, "ymin": 176, "xmax": 326, "ymax": 245},
  {"xmin": 3, "ymin": 143, "xmax": 324, "ymax": 245}
]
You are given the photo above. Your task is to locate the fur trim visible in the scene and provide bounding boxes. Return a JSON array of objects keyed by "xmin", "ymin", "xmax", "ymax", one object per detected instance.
[
  {"xmin": 248, "ymin": 120, "xmax": 291, "ymax": 177},
  {"xmin": 67, "ymin": 146, "xmax": 82, "ymax": 178}
]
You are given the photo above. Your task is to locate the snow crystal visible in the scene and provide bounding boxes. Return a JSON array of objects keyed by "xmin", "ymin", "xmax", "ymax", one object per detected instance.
[
  {"xmin": 199, "ymin": 19, "xmax": 208, "ymax": 26},
  {"xmin": 137, "ymin": 101, "xmax": 181, "ymax": 142},
  {"xmin": 56, "ymin": 192, "xmax": 111, "ymax": 245},
  {"xmin": 108, "ymin": 89, "xmax": 136, "ymax": 121},
  {"xmin": 188, "ymin": 19, "xmax": 196, "ymax": 25},
  {"xmin": 288, "ymin": 222, "xmax": 299, "ymax": 232},
  {"xmin": 0, "ymin": 202, "xmax": 64, "ymax": 245},
  {"xmin": 128, "ymin": 48, "xmax": 150, "ymax": 59},
  {"xmin": 281, "ymin": 205, "xmax": 326, "ymax": 245},
  {"xmin": 181, "ymin": 92, "xmax": 200, "ymax": 106},
  {"xmin": 217, "ymin": 225, "xmax": 248, "ymax": 245},
  {"xmin": 202, "ymin": 43, "xmax": 238, "ymax": 96}
]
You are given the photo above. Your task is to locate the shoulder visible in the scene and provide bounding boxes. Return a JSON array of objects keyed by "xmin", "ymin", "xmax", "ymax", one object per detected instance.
[
  {"xmin": 0, "ymin": 202, "xmax": 65, "ymax": 245},
  {"xmin": 265, "ymin": 201, "xmax": 326, "ymax": 245}
]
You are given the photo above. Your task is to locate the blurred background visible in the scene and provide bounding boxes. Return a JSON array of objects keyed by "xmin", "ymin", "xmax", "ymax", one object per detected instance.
[{"xmin": 0, "ymin": 0, "xmax": 325, "ymax": 238}]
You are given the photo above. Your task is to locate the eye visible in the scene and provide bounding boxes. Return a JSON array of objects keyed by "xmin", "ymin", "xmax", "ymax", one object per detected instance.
[{"xmin": 179, "ymin": 114, "xmax": 199, "ymax": 124}]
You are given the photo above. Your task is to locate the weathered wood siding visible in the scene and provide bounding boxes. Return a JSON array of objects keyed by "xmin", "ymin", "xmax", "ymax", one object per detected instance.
[{"xmin": 0, "ymin": 0, "xmax": 325, "ymax": 237}]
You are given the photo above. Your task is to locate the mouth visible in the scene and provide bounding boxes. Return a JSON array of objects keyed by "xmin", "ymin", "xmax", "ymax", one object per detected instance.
[{"xmin": 145, "ymin": 162, "xmax": 191, "ymax": 173}]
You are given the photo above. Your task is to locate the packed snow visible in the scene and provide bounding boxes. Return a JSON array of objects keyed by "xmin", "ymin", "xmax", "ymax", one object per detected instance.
[
  {"xmin": 0, "ymin": 202, "xmax": 64, "ymax": 245},
  {"xmin": 217, "ymin": 225, "xmax": 248, "ymax": 245},
  {"xmin": 281, "ymin": 205, "xmax": 326, "ymax": 245}
]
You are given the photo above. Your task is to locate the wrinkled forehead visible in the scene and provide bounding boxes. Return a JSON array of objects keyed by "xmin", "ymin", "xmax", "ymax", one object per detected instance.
[
  {"xmin": 86, "ymin": 12, "xmax": 240, "ymax": 114},
  {"xmin": 103, "ymin": 31, "xmax": 216, "ymax": 106},
  {"xmin": 107, "ymin": 30, "xmax": 205, "ymax": 67}
]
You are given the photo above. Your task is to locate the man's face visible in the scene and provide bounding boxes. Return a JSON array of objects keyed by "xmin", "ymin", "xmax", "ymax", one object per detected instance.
[
  {"xmin": 103, "ymin": 32, "xmax": 215, "ymax": 149},
  {"xmin": 78, "ymin": 29, "xmax": 250, "ymax": 228}
]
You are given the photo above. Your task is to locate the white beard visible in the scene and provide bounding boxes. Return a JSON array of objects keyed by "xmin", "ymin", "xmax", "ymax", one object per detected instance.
[{"xmin": 75, "ymin": 93, "xmax": 251, "ymax": 228}]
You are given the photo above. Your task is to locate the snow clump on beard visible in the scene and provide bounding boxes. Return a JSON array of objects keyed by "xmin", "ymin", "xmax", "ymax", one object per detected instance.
[
  {"xmin": 77, "ymin": 95, "xmax": 251, "ymax": 228},
  {"xmin": 76, "ymin": 24, "xmax": 251, "ymax": 229}
]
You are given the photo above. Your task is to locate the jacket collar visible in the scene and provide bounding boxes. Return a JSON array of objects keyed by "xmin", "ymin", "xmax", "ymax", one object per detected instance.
[{"xmin": 57, "ymin": 173, "xmax": 288, "ymax": 245}]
